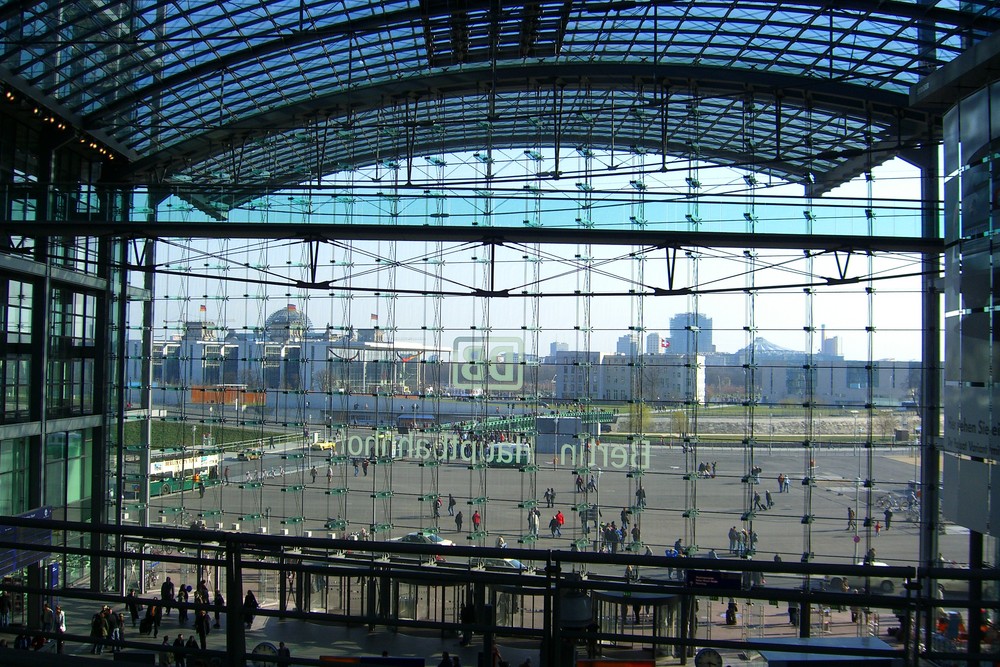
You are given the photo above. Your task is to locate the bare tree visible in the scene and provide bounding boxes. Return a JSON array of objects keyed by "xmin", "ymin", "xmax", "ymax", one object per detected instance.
[
  {"xmin": 670, "ymin": 410, "xmax": 689, "ymax": 438},
  {"xmin": 624, "ymin": 402, "xmax": 653, "ymax": 434},
  {"xmin": 875, "ymin": 410, "xmax": 899, "ymax": 443}
]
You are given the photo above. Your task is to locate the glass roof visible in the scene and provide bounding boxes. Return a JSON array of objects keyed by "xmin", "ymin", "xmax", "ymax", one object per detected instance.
[{"xmin": 1, "ymin": 0, "xmax": 996, "ymax": 204}]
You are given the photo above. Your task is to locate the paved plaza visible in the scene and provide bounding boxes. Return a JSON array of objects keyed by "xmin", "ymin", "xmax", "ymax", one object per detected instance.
[{"xmin": 145, "ymin": 438, "xmax": 950, "ymax": 570}]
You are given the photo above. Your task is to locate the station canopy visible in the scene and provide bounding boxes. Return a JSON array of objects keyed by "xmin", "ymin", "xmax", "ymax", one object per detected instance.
[{"xmin": 1, "ymin": 1, "xmax": 996, "ymax": 215}]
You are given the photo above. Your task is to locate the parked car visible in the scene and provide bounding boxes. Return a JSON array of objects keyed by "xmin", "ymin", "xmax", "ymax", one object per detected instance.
[
  {"xmin": 237, "ymin": 449, "xmax": 263, "ymax": 461},
  {"xmin": 387, "ymin": 532, "xmax": 454, "ymax": 563},
  {"xmin": 311, "ymin": 440, "xmax": 337, "ymax": 452},
  {"xmin": 474, "ymin": 557, "xmax": 528, "ymax": 571},
  {"xmin": 391, "ymin": 532, "xmax": 455, "ymax": 547},
  {"xmin": 838, "ymin": 560, "xmax": 895, "ymax": 594}
]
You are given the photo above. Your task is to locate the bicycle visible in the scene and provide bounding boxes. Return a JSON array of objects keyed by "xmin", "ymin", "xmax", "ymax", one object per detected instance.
[{"xmin": 875, "ymin": 495, "xmax": 900, "ymax": 511}]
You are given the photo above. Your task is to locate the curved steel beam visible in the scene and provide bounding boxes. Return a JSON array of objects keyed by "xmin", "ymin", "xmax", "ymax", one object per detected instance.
[{"xmin": 120, "ymin": 62, "xmax": 920, "ymax": 177}]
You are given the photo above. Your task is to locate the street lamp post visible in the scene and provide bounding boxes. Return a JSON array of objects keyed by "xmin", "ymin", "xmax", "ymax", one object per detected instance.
[
  {"xmin": 596, "ymin": 466, "xmax": 603, "ymax": 552},
  {"xmin": 768, "ymin": 412, "xmax": 774, "ymax": 454}
]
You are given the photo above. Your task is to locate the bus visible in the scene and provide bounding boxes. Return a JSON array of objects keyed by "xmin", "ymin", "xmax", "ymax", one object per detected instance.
[
  {"xmin": 397, "ymin": 413, "xmax": 436, "ymax": 431},
  {"xmin": 149, "ymin": 450, "xmax": 223, "ymax": 496}
]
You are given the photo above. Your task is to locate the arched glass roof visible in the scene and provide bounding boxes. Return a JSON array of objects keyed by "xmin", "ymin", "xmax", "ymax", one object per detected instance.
[{"xmin": 1, "ymin": 0, "xmax": 996, "ymax": 204}]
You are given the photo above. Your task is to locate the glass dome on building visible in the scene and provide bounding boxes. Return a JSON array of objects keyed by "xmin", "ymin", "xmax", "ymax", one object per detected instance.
[{"xmin": 264, "ymin": 304, "xmax": 312, "ymax": 342}]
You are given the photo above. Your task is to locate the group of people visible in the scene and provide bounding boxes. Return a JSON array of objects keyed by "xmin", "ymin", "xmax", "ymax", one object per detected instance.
[
  {"xmin": 87, "ymin": 605, "xmax": 124, "ymax": 654},
  {"xmin": 696, "ymin": 461, "xmax": 717, "ymax": 478},
  {"xmin": 548, "ymin": 511, "xmax": 566, "ymax": 537},
  {"xmin": 594, "ymin": 521, "xmax": 639, "ymax": 553},
  {"xmin": 574, "ymin": 475, "xmax": 598, "ymax": 493},
  {"xmin": 775, "ymin": 472, "xmax": 792, "ymax": 493},
  {"xmin": 309, "ymin": 465, "xmax": 336, "ymax": 485},
  {"xmin": 155, "ymin": 577, "xmax": 226, "ymax": 628},
  {"xmin": 11, "ymin": 584, "xmax": 257, "ymax": 660},
  {"xmin": 727, "ymin": 526, "xmax": 759, "ymax": 556},
  {"xmin": 452, "ymin": 510, "xmax": 483, "ymax": 532},
  {"xmin": 752, "ymin": 489, "xmax": 775, "ymax": 512}
]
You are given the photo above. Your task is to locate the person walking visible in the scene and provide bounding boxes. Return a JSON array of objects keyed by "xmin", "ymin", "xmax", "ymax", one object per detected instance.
[
  {"xmin": 90, "ymin": 611, "xmax": 107, "ymax": 654},
  {"xmin": 0, "ymin": 590, "xmax": 10, "ymax": 627},
  {"xmin": 213, "ymin": 589, "xmax": 224, "ymax": 628},
  {"xmin": 471, "ymin": 510, "xmax": 481, "ymax": 532},
  {"xmin": 459, "ymin": 600, "xmax": 476, "ymax": 646},
  {"xmin": 114, "ymin": 611, "xmax": 125, "ymax": 653},
  {"xmin": 455, "ymin": 511, "xmax": 464, "ymax": 532},
  {"xmin": 126, "ymin": 588, "xmax": 141, "ymax": 627},
  {"xmin": 549, "ymin": 515, "xmax": 560, "ymax": 537},
  {"xmin": 176, "ymin": 583, "xmax": 189, "ymax": 625},
  {"xmin": 172, "ymin": 634, "xmax": 186, "ymax": 667},
  {"xmin": 310, "ymin": 466, "xmax": 318, "ymax": 484},
  {"xmin": 161, "ymin": 576, "xmax": 176, "ymax": 615},
  {"xmin": 448, "ymin": 494, "xmax": 456, "ymax": 516},
  {"xmin": 41, "ymin": 601, "xmax": 53, "ymax": 633},
  {"xmin": 242, "ymin": 590, "xmax": 259, "ymax": 629},
  {"xmin": 884, "ymin": 507, "xmax": 893, "ymax": 530},
  {"xmin": 765, "ymin": 489, "xmax": 774, "ymax": 508},
  {"xmin": 194, "ymin": 610, "xmax": 211, "ymax": 651},
  {"xmin": 147, "ymin": 597, "xmax": 163, "ymax": 637},
  {"xmin": 277, "ymin": 641, "xmax": 291, "ymax": 662},
  {"xmin": 54, "ymin": 605, "xmax": 66, "ymax": 653},
  {"xmin": 847, "ymin": 507, "xmax": 857, "ymax": 530},
  {"xmin": 158, "ymin": 636, "xmax": 172, "ymax": 666}
]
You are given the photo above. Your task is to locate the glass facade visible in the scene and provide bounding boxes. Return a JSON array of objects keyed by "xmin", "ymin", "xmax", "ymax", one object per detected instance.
[{"xmin": 942, "ymin": 81, "xmax": 1000, "ymax": 534}]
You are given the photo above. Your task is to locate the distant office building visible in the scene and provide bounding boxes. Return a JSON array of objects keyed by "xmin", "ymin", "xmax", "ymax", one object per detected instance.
[
  {"xmin": 820, "ymin": 326, "xmax": 842, "ymax": 357},
  {"xmin": 615, "ymin": 334, "xmax": 638, "ymax": 356},
  {"xmin": 645, "ymin": 332, "xmax": 664, "ymax": 355},
  {"xmin": 669, "ymin": 312, "xmax": 713, "ymax": 356},
  {"xmin": 549, "ymin": 341, "xmax": 569, "ymax": 357},
  {"xmin": 600, "ymin": 353, "xmax": 705, "ymax": 404},
  {"xmin": 552, "ymin": 350, "xmax": 602, "ymax": 399}
]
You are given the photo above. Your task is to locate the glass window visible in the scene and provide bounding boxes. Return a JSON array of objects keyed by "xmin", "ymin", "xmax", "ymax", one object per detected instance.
[{"xmin": 0, "ymin": 438, "xmax": 29, "ymax": 515}]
